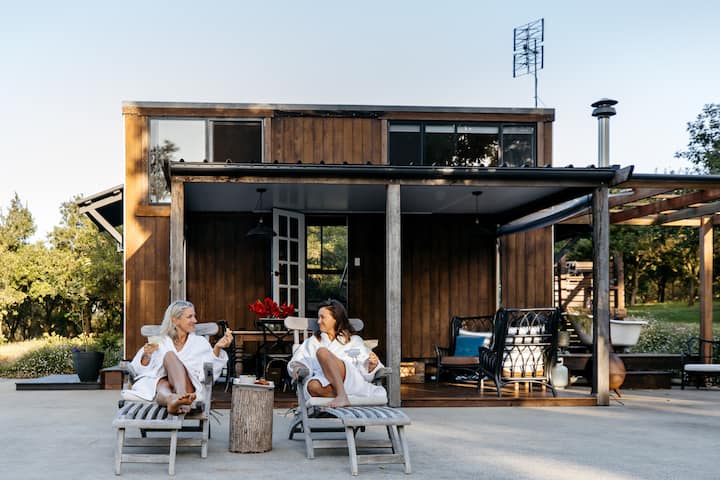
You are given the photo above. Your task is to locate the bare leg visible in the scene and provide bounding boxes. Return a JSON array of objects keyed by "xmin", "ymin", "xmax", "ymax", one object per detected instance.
[
  {"xmin": 156, "ymin": 351, "xmax": 196, "ymax": 414},
  {"xmin": 310, "ymin": 347, "xmax": 350, "ymax": 408}
]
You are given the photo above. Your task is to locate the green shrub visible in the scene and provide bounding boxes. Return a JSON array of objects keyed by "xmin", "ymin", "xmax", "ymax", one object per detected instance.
[
  {"xmin": 0, "ymin": 333, "xmax": 122, "ymax": 378},
  {"xmin": 629, "ymin": 320, "xmax": 699, "ymax": 354},
  {"xmin": 0, "ymin": 343, "xmax": 76, "ymax": 377}
]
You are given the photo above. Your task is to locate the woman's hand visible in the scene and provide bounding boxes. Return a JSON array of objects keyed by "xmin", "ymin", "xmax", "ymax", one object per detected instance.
[
  {"xmin": 213, "ymin": 329, "xmax": 234, "ymax": 357},
  {"xmin": 367, "ymin": 352, "xmax": 378, "ymax": 372},
  {"xmin": 141, "ymin": 343, "xmax": 159, "ymax": 365}
]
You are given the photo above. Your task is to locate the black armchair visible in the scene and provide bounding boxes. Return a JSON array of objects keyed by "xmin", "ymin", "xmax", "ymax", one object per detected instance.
[{"xmin": 477, "ymin": 307, "xmax": 560, "ymax": 397}]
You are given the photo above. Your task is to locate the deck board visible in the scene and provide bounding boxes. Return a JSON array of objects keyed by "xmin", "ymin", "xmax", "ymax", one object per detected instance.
[{"xmin": 211, "ymin": 381, "xmax": 596, "ymax": 409}]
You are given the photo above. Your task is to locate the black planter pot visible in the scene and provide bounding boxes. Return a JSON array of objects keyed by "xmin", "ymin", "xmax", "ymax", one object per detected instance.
[{"xmin": 72, "ymin": 351, "xmax": 105, "ymax": 382}]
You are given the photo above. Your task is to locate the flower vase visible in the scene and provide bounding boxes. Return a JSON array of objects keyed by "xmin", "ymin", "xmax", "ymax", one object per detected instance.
[{"xmin": 72, "ymin": 351, "xmax": 105, "ymax": 382}]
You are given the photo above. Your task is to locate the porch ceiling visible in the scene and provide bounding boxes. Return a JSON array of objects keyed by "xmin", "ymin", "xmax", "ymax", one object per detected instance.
[{"xmin": 178, "ymin": 163, "xmax": 628, "ymax": 223}]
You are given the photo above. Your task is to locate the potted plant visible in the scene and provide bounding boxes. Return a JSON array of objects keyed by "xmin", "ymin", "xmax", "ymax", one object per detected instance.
[
  {"xmin": 71, "ymin": 308, "xmax": 104, "ymax": 382},
  {"xmin": 247, "ymin": 297, "xmax": 295, "ymax": 320},
  {"xmin": 72, "ymin": 345, "xmax": 104, "ymax": 382}
]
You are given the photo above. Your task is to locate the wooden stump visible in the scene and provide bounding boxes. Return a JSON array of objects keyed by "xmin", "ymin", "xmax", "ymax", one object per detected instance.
[{"xmin": 229, "ymin": 385, "xmax": 274, "ymax": 453}]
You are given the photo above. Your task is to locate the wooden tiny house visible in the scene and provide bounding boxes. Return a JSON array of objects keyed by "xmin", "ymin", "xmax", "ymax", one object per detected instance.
[{"xmin": 123, "ymin": 101, "xmax": 628, "ymax": 405}]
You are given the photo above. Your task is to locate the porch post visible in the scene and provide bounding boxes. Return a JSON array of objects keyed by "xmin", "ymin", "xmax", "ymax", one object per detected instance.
[
  {"xmin": 170, "ymin": 177, "xmax": 186, "ymax": 301},
  {"xmin": 592, "ymin": 187, "xmax": 610, "ymax": 405},
  {"xmin": 386, "ymin": 183, "xmax": 401, "ymax": 407},
  {"xmin": 699, "ymin": 216, "xmax": 713, "ymax": 354}
]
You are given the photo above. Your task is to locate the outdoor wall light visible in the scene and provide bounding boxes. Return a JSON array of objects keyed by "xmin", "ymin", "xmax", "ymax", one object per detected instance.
[{"xmin": 246, "ymin": 188, "xmax": 277, "ymax": 239}]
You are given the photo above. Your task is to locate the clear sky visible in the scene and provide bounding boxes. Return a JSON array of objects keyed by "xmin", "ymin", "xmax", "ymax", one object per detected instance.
[{"xmin": 2, "ymin": 0, "xmax": 718, "ymax": 239}]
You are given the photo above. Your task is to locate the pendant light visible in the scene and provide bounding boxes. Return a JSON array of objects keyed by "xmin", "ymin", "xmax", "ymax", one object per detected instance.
[
  {"xmin": 246, "ymin": 188, "xmax": 277, "ymax": 239},
  {"xmin": 472, "ymin": 190, "xmax": 483, "ymax": 225}
]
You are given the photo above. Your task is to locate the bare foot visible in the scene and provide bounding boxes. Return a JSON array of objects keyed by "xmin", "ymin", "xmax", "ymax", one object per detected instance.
[
  {"xmin": 168, "ymin": 392, "xmax": 196, "ymax": 414},
  {"xmin": 326, "ymin": 393, "xmax": 350, "ymax": 408}
]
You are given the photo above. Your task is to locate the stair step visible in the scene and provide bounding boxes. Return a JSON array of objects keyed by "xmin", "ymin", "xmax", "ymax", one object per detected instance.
[{"xmin": 622, "ymin": 370, "xmax": 672, "ymax": 389}]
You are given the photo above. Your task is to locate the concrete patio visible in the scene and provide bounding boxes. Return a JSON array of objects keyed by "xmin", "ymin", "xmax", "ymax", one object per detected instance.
[{"xmin": 3, "ymin": 378, "xmax": 719, "ymax": 479}]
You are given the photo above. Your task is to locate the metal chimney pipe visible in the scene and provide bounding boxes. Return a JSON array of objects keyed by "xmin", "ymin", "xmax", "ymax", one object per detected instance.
[{"xmin": 591, "ymin": 98, "xmax": 618, "ymax": 167}]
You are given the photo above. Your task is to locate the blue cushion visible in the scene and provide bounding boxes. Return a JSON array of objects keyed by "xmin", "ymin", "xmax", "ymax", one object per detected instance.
[{"xmin": 454, "ymin": 334, "xmax": 491, "ymax": 356}]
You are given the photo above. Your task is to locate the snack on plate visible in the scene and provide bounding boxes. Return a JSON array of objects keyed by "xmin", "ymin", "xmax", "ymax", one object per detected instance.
[{"xmin": 254, "ymin": 378, "xmax": 270, "ymax": 385}]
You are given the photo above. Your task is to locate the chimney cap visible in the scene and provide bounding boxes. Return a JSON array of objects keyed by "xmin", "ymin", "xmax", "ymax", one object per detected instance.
[{"xmin": 592, "ymin": 98, "xmax": 618, "ymax": 118}]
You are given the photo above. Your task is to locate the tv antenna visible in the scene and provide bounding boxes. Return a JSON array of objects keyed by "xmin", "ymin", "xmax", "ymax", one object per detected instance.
[{"xmin": 513, "ymin": 18, "xmax": 544, "ymax": 107}]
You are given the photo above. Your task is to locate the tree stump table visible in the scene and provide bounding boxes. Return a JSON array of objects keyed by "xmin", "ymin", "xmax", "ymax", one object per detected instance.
[{"xmin": 229, "ymin": 382, "xmax": 274, "ymax": 453}]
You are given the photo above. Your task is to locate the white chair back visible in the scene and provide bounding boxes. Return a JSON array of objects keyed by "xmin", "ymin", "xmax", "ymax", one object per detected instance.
[
  {"xmin": 284, "ymin": 316, "xmax": 364, "ymax": 352},
  {"xmin": 140, "ymin": 323, "xmax": 219, "ymax": 338}
]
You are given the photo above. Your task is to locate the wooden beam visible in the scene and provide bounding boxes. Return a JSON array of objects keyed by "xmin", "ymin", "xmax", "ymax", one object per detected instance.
[
  {"xmin": 85, "ymin": 209, "xmax": 123, "ymax": 246},
  {"xmin": 613, "ymin": 217, "xmax": 702, "ymax": 227},
  {"xmin": 611, "ymin": 189, "xmax": 720, "ymax": 223},
  {"xmin": 386, "ymin": 184, "xmax": 401, "ymax": 407},
  {"xmin": 699, "ymin": 217, "xmax": 713, "ymax": 349},
  {"xmin": 655, "ymin": 200, "xmax": 720, "ymax": 225},
  {"xmin": 170, "ymin": 178, "xmax": 185, "ymax": 301},
  {"xmin": 592, "ymin": 187, "xmax": 610, "ymax": 406},
  {"xmin": 608, "ymin": 188, "xmax": 673, "ymax": 208}
]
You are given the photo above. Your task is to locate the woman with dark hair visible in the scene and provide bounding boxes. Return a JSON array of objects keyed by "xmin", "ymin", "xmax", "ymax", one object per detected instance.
[
  {"xmin": 125, "ymin": 300, "xmax": 233, "ymax": 414},
  {"xmin": 287, "ymin": 299, "xmax": 385, "ymax": 407}
]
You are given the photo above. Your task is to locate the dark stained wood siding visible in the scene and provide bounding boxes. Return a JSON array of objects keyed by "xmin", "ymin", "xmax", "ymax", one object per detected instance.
[
  {"xmin": 347, "ymin": 215, "xmax": 387, "ymax": 358},
  {"xmin": 501, "ymin": 227, "xmax": 553, "ymax": 307},
  {"xmin": 272, "ymin": 118, "xmax": 383, "ymax": 164},
  {"xmin": 401, "ymin": 216, "xmax": 496, "ymax": 359},
  {"xmin": 186, "ymin": 213, "xmax": 272, "ymax": 330}
]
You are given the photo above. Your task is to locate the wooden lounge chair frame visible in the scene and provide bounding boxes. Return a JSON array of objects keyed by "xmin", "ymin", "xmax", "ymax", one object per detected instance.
[
  {"xmin": 284, "ymin": 316, "xmax": 412, "ymax": 475},
  {"xmin": 113, "ymin": 322, "xmax": 219, "ymax": 475}
]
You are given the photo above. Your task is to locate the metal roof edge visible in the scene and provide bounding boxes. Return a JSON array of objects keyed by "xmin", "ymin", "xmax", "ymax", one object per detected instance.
[
  {"xmin": 122, "ymin": 101, "xmax": 554, "ymax": 116},
  {"xmin": 170, "ymin": 163, "xmax": 618, "ymax": 183}
]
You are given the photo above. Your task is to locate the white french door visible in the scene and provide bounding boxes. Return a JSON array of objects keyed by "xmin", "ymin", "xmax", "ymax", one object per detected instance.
[{"xmin": 272, "ymin": 209, "xmax": 306, "ymax": 317}]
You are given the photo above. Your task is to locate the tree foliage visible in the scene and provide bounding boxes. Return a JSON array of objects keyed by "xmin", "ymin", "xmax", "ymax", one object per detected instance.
[
  {"xmin": 0, "ymin": 194, "xmax": 122, "ymax": 343},
  {"xmin": 675, "ymin": 103, "xmax": 720, "ymax": 174}
]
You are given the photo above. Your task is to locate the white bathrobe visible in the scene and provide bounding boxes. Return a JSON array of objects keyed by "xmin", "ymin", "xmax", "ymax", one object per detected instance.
[
  {"xmin": 125, "ymin": 333, "xmax": 228, "ymax": 402},
  {"xmin": 287, "ymin": 332, "xmax": 386, "ymax": 401}
]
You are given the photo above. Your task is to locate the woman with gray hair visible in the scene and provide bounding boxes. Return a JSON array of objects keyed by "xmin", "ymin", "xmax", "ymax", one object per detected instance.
[{"xmin": 127, "ymin": 300, "xmax": 233, "ymax": 414}]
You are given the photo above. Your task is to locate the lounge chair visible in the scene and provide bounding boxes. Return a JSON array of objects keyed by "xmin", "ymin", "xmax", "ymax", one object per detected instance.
[
  {"xmin": 284, "ymin": 316, "xmax": 412, "ymax": 476},
  {"xmin": 113, "ymin": 322, "xmax": 220, "ymax": 475}
]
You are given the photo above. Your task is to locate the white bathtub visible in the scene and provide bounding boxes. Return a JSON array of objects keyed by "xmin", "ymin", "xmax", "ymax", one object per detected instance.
[{"xmin": 610, "ymin": 319, "xmax": 648, "ymax": 347}]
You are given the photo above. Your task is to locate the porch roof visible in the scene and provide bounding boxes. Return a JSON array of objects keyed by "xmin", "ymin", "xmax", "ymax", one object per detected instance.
[{"xmin": 171, "ymin": 163, "xmax": 630, "ymax": 227}]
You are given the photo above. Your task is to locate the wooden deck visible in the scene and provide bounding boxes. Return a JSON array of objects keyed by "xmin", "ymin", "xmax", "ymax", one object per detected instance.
[{"xmin": 211, "ymin": 381, "xmax": 596, "ymax": 409}]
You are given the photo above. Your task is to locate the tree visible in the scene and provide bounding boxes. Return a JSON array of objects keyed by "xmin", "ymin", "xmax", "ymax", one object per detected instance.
[
  {"xmin": 0, "ymin": 193, "xmax": 35, "ymax": 251},
  {"xmin": 675, "ymin": 104, "xmax": 720, "ymax": 174}
]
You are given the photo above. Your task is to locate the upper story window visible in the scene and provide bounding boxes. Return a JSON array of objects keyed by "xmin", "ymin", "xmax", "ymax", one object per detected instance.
[
  {"xmin": 148, "ymin": 118, "xmax": 262, "ymax": 203},
  {"xmin": 388, "ymin": 122, "xmax": 535, "ymax": 168}
]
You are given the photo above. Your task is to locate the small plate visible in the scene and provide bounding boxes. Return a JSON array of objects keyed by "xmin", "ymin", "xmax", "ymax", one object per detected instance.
[{"xmin": 232, "ymin": 378, "xmax": 275, "ymax": 389}]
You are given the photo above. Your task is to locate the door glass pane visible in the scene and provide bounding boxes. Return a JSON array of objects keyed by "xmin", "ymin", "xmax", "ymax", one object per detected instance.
[
  {"xmin": 279, "ymin": 239, "xmax": 287, "ymax": 261},
  {"xmin": 290, "ymin": 288, "xmax": 299, "ymax": 309},
  {"xmin": 279, "ymin": 288, "xmax": 288, "ymax": 305},
  {"xmin": 279, "ymin": 264, "xmax": 288, "ymax": 285},
  {"xmin": 279, "ymin": 216, "xmax": 288, "ymax": 237},
  {"xmin": 306, "ymin": 226, "xmax": 321, "ymax": 269},
  {"xmin": 321, "ymin": 226, "xmax": 347, "ymax": 269},
  {"xmin": 290, "ymin": 240, "xmax": 298, "ymax": 262},
  {"xmin": 290, "ymin": 217, "xmax": 298, "ymax": 238},
  {"xmin": 291, "ymin": 264, "xmax": 298, "ymax": 284}
]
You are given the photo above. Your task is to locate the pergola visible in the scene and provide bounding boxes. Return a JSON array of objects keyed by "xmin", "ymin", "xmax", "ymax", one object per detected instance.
[{"xmin": 561, "ymin": 173, "xmax": 720, "ymax": 350}]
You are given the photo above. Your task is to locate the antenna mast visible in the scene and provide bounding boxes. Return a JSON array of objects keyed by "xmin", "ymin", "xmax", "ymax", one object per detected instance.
[{"xmin": 513, "ymin": 18, "xmax": 545, "ymax": 108}]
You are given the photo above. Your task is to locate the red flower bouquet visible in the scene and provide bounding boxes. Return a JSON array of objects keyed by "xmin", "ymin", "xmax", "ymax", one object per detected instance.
[{"xmin": 248, "ymin": 297, "xmax": 295, "ymax": 318}]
